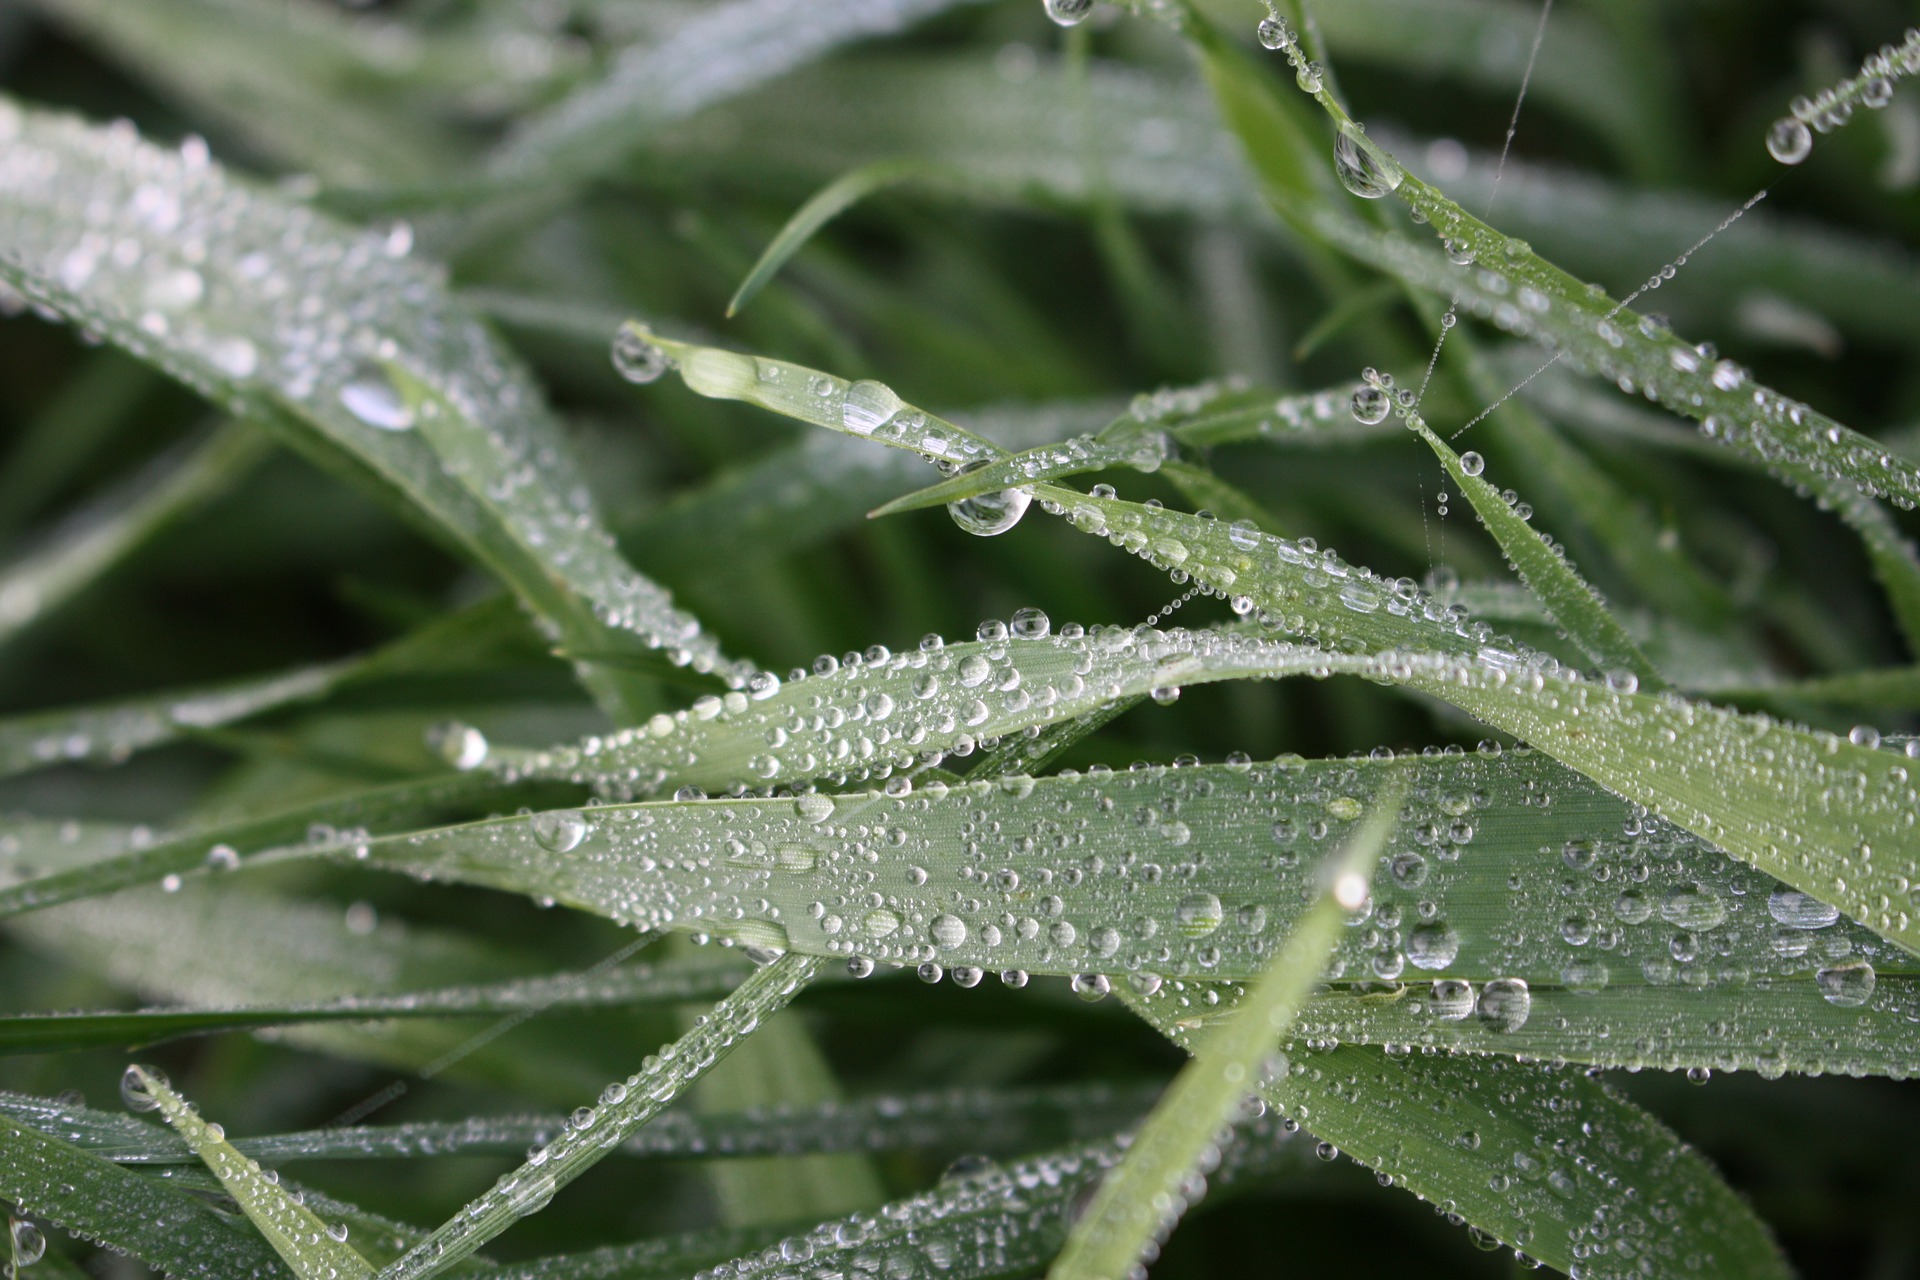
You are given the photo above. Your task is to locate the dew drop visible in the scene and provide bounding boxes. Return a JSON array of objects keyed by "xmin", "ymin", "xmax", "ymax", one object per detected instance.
[
  {"xmin": 120, "ymin": 1064, "xmax": 165, "ymax": 1113},
  {"xmin": 842, "ymin": 379, "xmax": 901, "ymax": 434},
  {"xmin": 1406, "ymin": 921, "xmax": 1460, "ymax": 970},
  {"xmin": 9, "ymin": 1217, "xmax": 46, "ymax": 1268},
  {"xmin": 1815, "ymin": 960, "xmax": 1875, "ymax": 1007},
  {"xmin": 338, "ymin": 366, "xmax": 414, "ymax": 432},
  {"xmin": 1459, "ymin": 451, "xmax": 1485, "ymax": 478},
  {"xmin": 1043, "ymin": 0, "xmax": 1095, "ymax": 25},
  {"xmin": 1256, "ymin": 16, "xmax": 1292, "ymax": 49},
  {"xmin": 1428, "ymin": 979, "xmax": 1475, "ymax": 1020},
  {"xmin": 1333, "ymin": 124, "xmax": 1403, "ymax": 199},
  {"xmin": 611, "ymin": 324, "xmax": 669, "ymax": 383},
  {"xmin": 1350, "ymin": 385, "xmax": 1390, "ymax": 425},
  {"xmin": 531, "ymin": 809, "xmax": 588, "ymax": 853},
  {"xmin": 1176, "ymin": 891, "xmax": 1224, "ymax": 937},
  {"xmin": 433, "ymin": 722, "xmax": 489, "ymax": 771},
  {"xmin": 1767, "ymin": 889, "xmax": 1840, "ymax": 930},
  {"xmin": 795, "ymin": 794, "xmax": 835, "ymax": 824},
  {"xmin": 1476, "ymin": 977, "xmax": 1531, "ymax": 1032},
  {"xmin": 931, "ymin": 913, "xmax": 969, "ymax": 948},
  {"xmin": 949, "ymin": 484, "xmax": 1032, "ymax": 536},
  {"xmin": 1766, "ymin": 116, "xmax": 1812, "ymax": 165},
  {"xmin": 1071, "ymin": 973, "xmax": 1111, "ymax": 1002}
]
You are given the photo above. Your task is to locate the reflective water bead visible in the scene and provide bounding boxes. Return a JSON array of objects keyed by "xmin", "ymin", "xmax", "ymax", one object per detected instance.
[
  {"xmin": 531, "ymin": 809, "xmax": 588, "ymax": 853},
  {"xmin": 611, "ymin": 324, "xmax": 669, "ymax": 383},
  {"xmin": 1459, "ymin": 451, "xmax": 1485, "ymax": 477},
  {"xmin": 841, "ymin": 379, "xmax": 901, "ymax": 434},
  {"xmin": 338, "ymin": 365, "xmax": 415, "ymax": 431},
  {"xmin": 1043, "ymin": 0, "xmax": 1095, "ymax": 25},
  {"xmin": 1815, "ymin": 961, "xmax": 1875, "ymax": 1007},
  {"xmin": 1333, "ymin": 124, "xmax": 1403, "ymax": 198},
  {"xmin": 1255, "ymin": 15, "xmax": 1292, "ymax": 49},
  {"xmin": 1476, "ymin": 977, "xmax": 1531, "ymax": 1031},
  {"xmin": 1766, "ymin": 117, "xmax": 1813, "ymax": 165},
  {"xmin": 1350, "ymin": 385, "xmax": 1390, "ymax": 424},
  {"xmin": 1071, "ymin": 973, "xmax": 1111, "ymax": 1002},
  {"xmin": 120, "ymin": 1064, "xmax": 165, "ymax": 1112},
  {"xmin": 949, "ymin": 484, "xmax": 1032, "ymax": 536}
]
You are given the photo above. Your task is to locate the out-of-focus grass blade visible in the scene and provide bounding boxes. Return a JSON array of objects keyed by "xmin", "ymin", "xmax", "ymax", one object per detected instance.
[
  {"xmin": 0, "ymin": 99, "xmax": 735, "ymax": 719},
  {"xmin": 0, "ymin": 769, "xmax": 529, "ymax": 917},
  {"xmin": 4, "ymin": 1081, "xmax": 1155, "ymax": 1167},
  {"xmin": 0, "ymin": 422, "xmax": 268, "ymax": 647},
  {"xmin": 729, "ymin": 159, "xmax": 940, "ymax": 317},
  {"xmin": 376, "ymin": 953, "xmax": 824, "ymax": 1280},
  {"xmin": 0, "ymin": 951, "xmax": 750, "ymax": 1056},
  {"xmin": 23, "ymin": 0, "xmax": 457, "ymax": 185},
  {"xmin": 1049, "ymin": 781, "xmax": 1400, "ymax": 1280},
  {"xmin": 490, "ymin": 0, "xmax": 989, "ymax": 190},
  {"xmin": 0, "ymin": 1113, "xmax": 286, "ymax": 1280},
  {"xmin": 131, "ymin": 1066, "xmax": 375, "ymax": 1280},
  {"xmin": 1409, "ymin": 415, "xmax": 1663, "ymax": 687},
  {"xmin": 1125, "ymin": 989, "xmax": 1791, "ymax": 1278}
]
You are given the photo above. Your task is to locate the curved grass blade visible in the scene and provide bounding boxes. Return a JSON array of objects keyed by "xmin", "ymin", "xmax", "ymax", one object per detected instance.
[
  {"xmin": 0, "ymin": 421, "xmax": 268, "ymax": 647},
  {"xmin": 729, "ymin": 159, "xmax": 941, "ymax": 316},
  {"xmin": 5, "ymin": 1080, "xmax": 1156, "ymax": 1169},
  {"xmin": 0, "ymin": 1113, "xmax": 286, "ymax": 1280},
  {"xmin": 1039, "ymin": 486, "xmax": 1920, "ymax": 951},
  {"xmin": 131, "ymin": 1066, "xmax": 375, "ymax": 1280},
  {"xmin": 0, "ymin": 99, "xmax": 736, "ymax": 715},
  {"xmin": 0, "ymin": 768, "xmax": 529, "ymax": 917},
  {"xmin": 1124, "ymin": 989, "xmax": 1790, "ymax": 1279},
  {"xmin": 489, "ymin": 0, "xmax": 988, "ymax": 189},
  {"xmin": 377, "ymin": 952, "xmax": 823, "ymax": 1280},
  {"xmin": 1049, "ymin": 781, "xmax": 1400, "ymax": 1280},
  {"xmin": 1408, "ymin": 414, "xmax": 1663, "ymax": 688},
  {"xmin": 0, "ymin": 952, "xmax": 747, "ymax": 1057}
]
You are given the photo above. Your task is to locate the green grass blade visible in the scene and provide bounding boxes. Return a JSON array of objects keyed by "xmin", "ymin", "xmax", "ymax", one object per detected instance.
[
  {"xmin": 0, "ymin": 421, "xmax": 268, "ymax": 647},
  {"xmin": 489, "ymin": 0, "xmax": 988, "ymax": 189},
  {"xmin": 1049, "ymin": 780, "xmax": 1400, "ymax": 1280},
  {"xmin": 5, "ymin": 1081, "xmax": 1155, "ymax": 1168},
  {"xmin": 1126, "ymin": 990, "xmax": 1790, "ymax": 1278},
  {"xmin": 1408, "ymin": 414, "xmax": 1664, "ymax": 687},
  {"xmin": 0, "ymin": 99, "xmax": 734, "ymax": 717},
  {"xmin": 131, "ymin": 1066, "xmax": 376, "ymax": 1280},
  {"xmin": 0, "ymin": 952, "xmax": 747, "ymax": 1057},
  {"xmin": 0, "ymin": 769, "xmax": 527, "ymax": 918},
  {"xmin": 376, "ymin": 952, "xmax": 824, "ymax": 1280},
  {"xmin": 729, "ymin": 159, "xmax": 940, "ymax": 316},
  {"xmin": 0, "ymin": 1113, "xmax": 287, "ymax": 1279}
]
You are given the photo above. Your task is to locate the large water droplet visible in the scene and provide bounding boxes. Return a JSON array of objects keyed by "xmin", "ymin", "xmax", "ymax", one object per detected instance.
[
  {"xmin": 1407, "ymin": 921, "xmax": 1460, "ymax": 970},
  {"xmin": 1333, "ymin": 124, "xmax": 1403, "ymax": 199},
  {"xmin": 433, "ymin": 722, "xmax": 489, "ymax": 771},
  {"xmin": 1766, "ymin": 117, "xmax": 1812, "ymax": 165},
  {"xmin": 532, "ymin": 809, "xmax": 588, "ymax": 853},
  {"xmin": 1176, "ymin": 891, "xmax": 1224, "ymax": 937},
  {"xmin": 1767, "ymin": 889, "xmax": 1840, "ymax": 930},
  {"xmin": 339, "ymin": 366, "xmax": 414, "ymax": 431},
  {"xmin": 1350, "ymin": 385, "xmax": 1389, "ymax": 424},
  {"xmin": 611, "ymin": 324, "xmax": 669, "ymax": 383},
  {"xmin": 1815, "ymin": 961, "xmax": 1875, "ymax": 1007},
  {"xmin": 931, "ymin": 913, "xmax": 969, "ymax": 948},
  {"xmin": 9, "ymin": 1216, "xmax": 46, "ymax": 1268},
  {"xmin": 949, "ymin": 483, "xmax": 1032, "ymax": 536},
  {"xmin": 1043, "ymin": 0, "xmax": 1095, "ymax": 25},
  {"xmin": 1476, "ymin": 977, "xmax": 1531, "ymax": 1032},
  {"xmin": 1428, "ymin": 979, "xmax": 1474, "ymax": 1020},
  {"xmin": 120, "ymin": 1064, "xmax": 165, "ymax": 1112},
  {"xmin": 1459, "ymin": 451, "xmax": 1485, "ymax": 478},
  {"xmin": 842, "ymin": 379, "xmax": 901, "ymax": 434}
]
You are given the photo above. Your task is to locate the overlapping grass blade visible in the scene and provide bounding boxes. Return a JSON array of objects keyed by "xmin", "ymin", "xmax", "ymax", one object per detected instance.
[
  {"xmin": 1049, "ymin": 782, "xmax": 1398, "ymax": 1280},
  {"xmin": 1125, "ymin": 990, "xmax": 1791, "ymax": 1278},
  {"xmin": 1409, "ymin": 415, "xmax": 1663, "ymax": 687},
  {"xmin": 131, "ymin": 1066, "xmax": 376, "ymax": 1280},
  {"xmin": 376, "ymin": 952, "xmax": 823, "ymax": 1280},
  {"xmin": 729, "ymin": 159, "xmax": 942, "ymax": 317},
  {"xmin": 0, "ymin": 99, "xmax": 736, "ymax": 718}
]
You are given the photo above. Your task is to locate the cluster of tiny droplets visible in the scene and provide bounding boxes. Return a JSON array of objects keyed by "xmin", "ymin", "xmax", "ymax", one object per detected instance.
[{"xmin": 1766, "ymin": 27, "xmax": 1920, "ymax": 165}]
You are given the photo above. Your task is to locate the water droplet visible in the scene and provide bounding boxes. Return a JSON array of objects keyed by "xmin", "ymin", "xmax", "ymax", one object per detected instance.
[
  {"xmin": 1815, "ymin": 960, "xmax": 1876, "ymax": 1007},
  {"xmin": 9, "ymin": 1217, "xmax": 46, "ymax": 1268},
  {"xmin": 120, "ymin": 1064, "xmax": 165, "ymax": 1112},
  {"xmin": 1043, "ymin": 0, "xmax": 1095, "ymax": 25},
  {"xmin": 1459, "ymin": 451, "xmax": 1484, "ymax": 478},
  {"xmin": 931, "ymin": 913, "xmax": 969, "ymax": 948},
  {"xmin": 842, "ymin": 379, "xmax": 901, "ymax": 434},
  {"xmin": 339, "ymin": 366, "xmax": 414, "ymax": 431},
  {"xmin": 532, "ymin": 809, "xmax": 588, "ymax": 853},
  {"xmin": 1428, "ymin": 979, "xmax": 1475, "ymax": 1020},
  {"xmin": 1766, "ymin": 117, "xmax": 1812, "ymax": 165},
  {"xmin": 1768, "ymin": 889, "xmax": 1840, "ymax": 930},
  {"xmin": 1176, "ymin": 891, "xmax": 1224, "ymax": 937},
  {"xmin": 1000, "ymin": 968, "xmax": 1030, "ymax": 988},
  {"xmin": 1011, "ymin": 606, "xmax": 1051, "ymax": 639},
  {"xmin": 1256, "ymin": 16, "xmax": 1292, "ymax": 49},
  {"xmin": 1476, "ymin": 977, "xmax": 1531, "ymax": 1032},
  {"xmin": 1333, "ymin": 124, "xmax": 1403, "ymax": 199},
  {"xmin": 795, "ymin": 794, "xmax": 835, "ymax": 824},
  {"xmin": 1849, "ymin": 724, "xmax": 1883, "ymax": 749},
  {"xmin": 433, "ymin": 722, "xmax": 489, "ymax": 770},
  {"xmin": 1407, "ymin": 921, "xmax": 1460, "ymax": 970},
  {"xmin": 1660, "ymin": 883, "xmax": 1727, "ymax": 931},
  {"xmin": 949, "ymin": 482, "xmax": 1032, "ymax": 536},
  {"xmin": 611, "ymin": 324, "xmax": 669, "ymax": 383},
  {"xmin": 1071, "ymin": 973, "xmax": 1111, "ymax": 1002},
  {"xmin": 1350, "ymin": 385, "xmax": 1390, "ymax": 424}
]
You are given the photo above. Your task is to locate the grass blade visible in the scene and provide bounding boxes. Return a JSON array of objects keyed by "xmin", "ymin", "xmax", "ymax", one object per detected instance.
[
  {"xmin": 377, "ymin": 952, "xmax": 825, "ymax": 1280},
  {"xmin": 130, "ymin": 1065, "xmax": 376, "ymax": 1280},
  {"xmin": 729, "ymin": 159, "xmax": 940, "ymax": 316},
  {"xmin": 1049, "ymin": 780, "xmax": 1401, "ymax": 1280}
]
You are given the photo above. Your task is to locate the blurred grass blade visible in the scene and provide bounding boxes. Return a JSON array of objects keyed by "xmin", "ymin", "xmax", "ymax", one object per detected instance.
[
  {"xmin": 0, "ymin": 769, "xmax": 529, "ymax": 917},
  {"xmin": 0, "ymin": 1113, "xmax": 286, "ymax": 1279},
  {"xmin": 0, "ymin": 421, "xmax": 268, "ymax": 647},
  {"xmin": 1125, "ymin": 989, "xmax": 1790, "ymax": 1278},
  {"xmin": 6, "ymin": 1081, "xmax": 1155, "ymax": 1167},
  {"xmin": 491, "ymin": 0, "xmax": 988, "ymax": 189},
  {"xmin": 0, "ymin": 951, "xmax": 751, "ymax": 1057},
  {"xmin": 1409, "ymin": 414, "xmax": 1664, "ymax": 687},
  {"xmin": 131, "ymin": 1066, "xmax": 375, "ymax": 1280},
  {"xmin": 1049, "ymin": 781, "xmax": 1400, "ymax": 1280},
  {"xmin": 0, "ymin": 99, "xmax": 736, "ymax": 718},
  {"xmin": 730, "ymin": 159, "xmax": 940, "ymax": 316},
  {"xmin": 378, "ymin": 953, "xmax": 823, "ymax": 1280}
]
